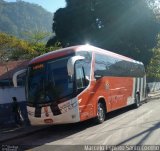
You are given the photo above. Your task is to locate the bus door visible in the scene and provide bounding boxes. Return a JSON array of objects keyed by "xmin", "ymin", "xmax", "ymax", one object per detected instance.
[
  {"xmin": 137, "ymin": 77, "xmax": 145, "ymax": 101},
  {"xmin": 135, "ymin": 77, "xmax": 141, "ymax": 100},
  {"xmin": 140, "ymin": 77, "xmax": 145, "ymax": 101},
  {"xmin": 75, "ymin": 60, "xmax": 94, "ymax": 120}
]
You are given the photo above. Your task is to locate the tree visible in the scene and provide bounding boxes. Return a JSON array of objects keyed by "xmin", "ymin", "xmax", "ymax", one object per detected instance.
[
  {"xmin": 0, "ymin": 32, "xmax": 35, "ymax": 60},
  {"xmin": 147, "ymin": 49, "xmax": 160, "ymax": 81},
  {"xmin": 0, "ymin": 32, "xmax": 62, "ymax": 61},
  {"xmin": 24, "ymin": 31, "xmax": 61, "ymax": 56},
  {"xmin": 31, "ymin": 42, "xmax": 61, "ymax": 56},
  {"xmin": 49, "ymin": 0, "xmax": 160, "ymax": 66},
  {"xmin": 52, "ymin": 1, "xmax": 96, "ymax": 47},
  {"xmin": 147, "ymin": 34, "xmax": 160, "ymax": 81},
  {"xmin": 24, "ymin": 31, "xmax": 51, "ymax": 44}
]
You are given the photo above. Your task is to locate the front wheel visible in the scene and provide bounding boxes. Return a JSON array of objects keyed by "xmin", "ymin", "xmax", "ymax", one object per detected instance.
[{"xmin": 95, "ymin": 102, "xmax": 106, "ymax": 124}]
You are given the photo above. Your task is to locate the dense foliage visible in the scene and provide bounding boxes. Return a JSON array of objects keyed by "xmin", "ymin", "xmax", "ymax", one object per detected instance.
[
  {"xmin": 147, "ymin": 34, "xmax": 160, "ymax": 81},
  {"xmin": 0, "ymin": 0, "xmax": 52, "ymax": 39},
  {"xmin": 0, "ymin": 32, "xmax": 61, "ymax": 61},
  {"xmin": 48, "ymin": 0, "xmax": 160, "ymax": 66}
]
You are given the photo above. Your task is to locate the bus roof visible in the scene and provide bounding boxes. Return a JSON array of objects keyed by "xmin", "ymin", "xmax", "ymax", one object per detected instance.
[
  {"xmin": 29, "ymin": 45, "xmax": 79, "ymax": 65},
  {"xmin": 29, "ymin": 45, "xmax": 142, "ymax": 65}
]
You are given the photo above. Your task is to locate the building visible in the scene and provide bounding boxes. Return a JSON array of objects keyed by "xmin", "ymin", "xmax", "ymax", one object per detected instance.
[
  {"xmin": 0, "ymin": 60, "xmax": 29, "ymax": 87},
  {"xmin": 0, "ymin": 60, "xmax": 29, "ymax": 127}
]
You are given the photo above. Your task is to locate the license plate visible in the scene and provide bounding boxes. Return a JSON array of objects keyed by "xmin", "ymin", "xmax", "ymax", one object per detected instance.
[{"xmin": 44, "ymin": 119, "xmax": 53, "ymax": 124}]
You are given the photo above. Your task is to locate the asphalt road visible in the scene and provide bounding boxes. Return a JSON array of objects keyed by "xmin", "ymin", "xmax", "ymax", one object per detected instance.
[{"xmin": 3, "ymin": 96, "xmax": 160, "ymax": 151}]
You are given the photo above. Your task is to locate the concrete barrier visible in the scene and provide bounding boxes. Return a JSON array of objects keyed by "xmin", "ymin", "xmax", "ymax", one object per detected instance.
[{"xmin": 148, "ymin": 82, "xmax": 160, "ymax": 92}]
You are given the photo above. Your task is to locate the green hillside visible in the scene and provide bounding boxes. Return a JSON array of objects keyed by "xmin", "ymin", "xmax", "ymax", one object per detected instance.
[{"xmin": 0, "ymin": 0, "xmax": 53, "ymax": 39}]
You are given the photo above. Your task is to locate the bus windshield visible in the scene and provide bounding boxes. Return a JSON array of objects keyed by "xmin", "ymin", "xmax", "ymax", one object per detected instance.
[{"xmin": 27, "ymin": 56, "xmax": 74, "ymax": 104}]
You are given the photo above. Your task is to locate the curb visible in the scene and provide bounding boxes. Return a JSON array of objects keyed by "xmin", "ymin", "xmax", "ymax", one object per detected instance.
[
  {"xmin": 0, "ymin": 125, "xmax": 49, "ymax": 144},
  {"xmin": 146, "ymin": 92, "xmax": 160, "ymax": 102},
  {"xmin": 148, "ymin": 95, "xmax": 160, "ymax": 101},
  {"xmin": 149, "ymin": 90, "xmax": 160, "ymax": 96}
]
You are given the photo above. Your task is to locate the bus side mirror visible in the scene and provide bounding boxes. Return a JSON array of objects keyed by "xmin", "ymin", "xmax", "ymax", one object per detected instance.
[
  {"xmin": 13, "ymin": 69, "xmax": 27, "ymax": 87},
  {"xmin": 67, "ymin": 56, "xmax": 85, "ymax": 77}
]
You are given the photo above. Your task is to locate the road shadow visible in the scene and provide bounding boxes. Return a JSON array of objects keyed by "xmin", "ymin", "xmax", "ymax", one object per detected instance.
[
  {"xmin": 117, "ymin": 120, "xmax": 160, "ymax": 145},
  {"xmin": 3, "ymin": 105, "xmax": 138, "ymax": 150}
]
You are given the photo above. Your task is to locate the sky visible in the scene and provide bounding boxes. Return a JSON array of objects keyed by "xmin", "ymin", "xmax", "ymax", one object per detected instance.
[{"xmin": 4, "ymin": 0, "xmax": 66, "ymax": 13}]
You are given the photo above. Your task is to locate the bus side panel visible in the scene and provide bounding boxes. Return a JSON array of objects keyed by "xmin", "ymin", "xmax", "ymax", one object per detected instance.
[
  {"xmin": 106, "ymin": 77, "xmax": 134, "ymax": 110},
  {"xmin": 78, "ymin": 76, "xmax": 134, "ymax": 122},
  {"xmin": 93, "ymin": 77, "xmax": 134, "ymax": 111}
]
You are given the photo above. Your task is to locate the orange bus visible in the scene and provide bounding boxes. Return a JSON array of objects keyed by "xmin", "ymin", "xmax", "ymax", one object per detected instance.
[{"xmin": 25, "ymin": 45, "xmax": 146, "ymax": 125}]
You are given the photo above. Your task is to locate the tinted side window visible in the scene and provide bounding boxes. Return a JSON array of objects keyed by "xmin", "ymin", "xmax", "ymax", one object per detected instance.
[
  {"xmin": 94, "ymin": 53, "xmax": 145, "ymax": 77},
  {"xmin": 94, "ymin": 53, "xmax": 120, "ymax": 77}
]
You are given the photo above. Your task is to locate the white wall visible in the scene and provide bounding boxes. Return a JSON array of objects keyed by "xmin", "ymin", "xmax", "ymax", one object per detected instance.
[
  {"xmin": 148, "ymin": 82, "xmax": 160, "ymax": 92},
  {"xmin": 0, "ymin": 87, "xmax": 26, "ymax": 104}
]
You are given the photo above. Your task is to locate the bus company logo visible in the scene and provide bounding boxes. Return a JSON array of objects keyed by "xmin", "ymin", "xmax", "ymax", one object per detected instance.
[
  {"xmin": 44, "ymin": 107, "xmax": 49, "ymax": 117},
  {"xmin": 105, "ymin": 81, "xmax": 110, "ymax": 90}
]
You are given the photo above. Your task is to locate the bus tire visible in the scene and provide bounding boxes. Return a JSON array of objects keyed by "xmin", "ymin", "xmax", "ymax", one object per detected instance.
[
  {"xmin": 95, "ymin": 102, "xmax": 106, "ymax": 124},
  {"xmin": 134, "ymin": 93, "xmax": 140, "ymax": 108}
]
